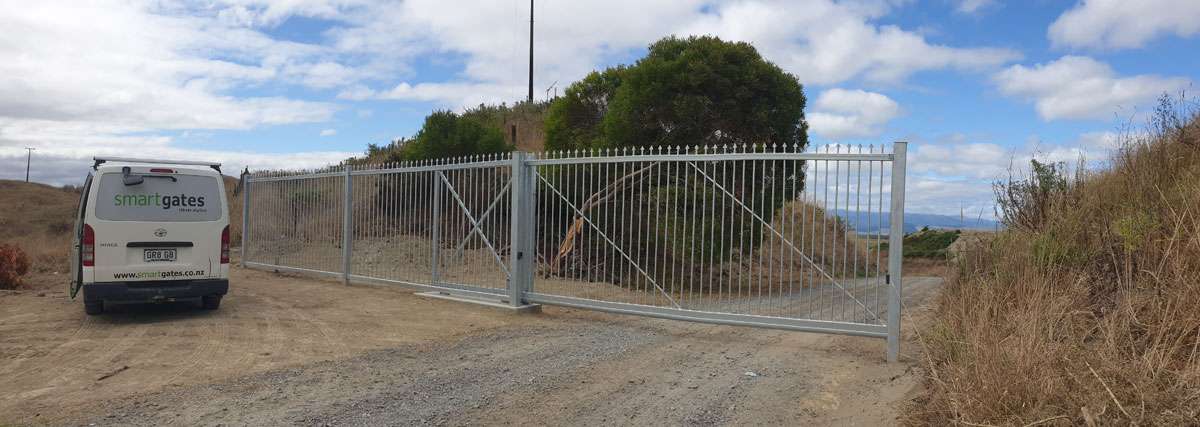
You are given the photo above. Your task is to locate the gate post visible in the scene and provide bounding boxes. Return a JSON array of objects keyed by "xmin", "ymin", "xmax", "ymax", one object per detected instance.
[
  {"xmin": 507, "ymin": 152, "xmax": 535, "ymax": 307},
  {"xmin": 886, "ymin": 141, "xmax": 907, "ymax": 362},
  {"xmin": 431, "ymin": 172, "xmax": 442, "ymax": 285},
  {"xmin": 240, "ymin": 170, "xmax": 250, "ymax": 268},
  {"xmin": 342, "ymin": 165, "xmax": 353, "ymax": 285}
]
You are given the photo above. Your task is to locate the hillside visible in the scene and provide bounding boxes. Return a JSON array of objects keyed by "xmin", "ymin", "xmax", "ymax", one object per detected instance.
[
  {"xmin": 908, "ymin": 110, "xmax": 1200, "ymax": 424},
  {"xmin": 0, "ymin": 180, "xmax": 81, "ymax": 273}
]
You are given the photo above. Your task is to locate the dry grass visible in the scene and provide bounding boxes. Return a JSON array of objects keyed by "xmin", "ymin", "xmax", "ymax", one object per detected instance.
[{"xmin": 906, "ymin": 109, "xmax": 1200, "ymax": 424}]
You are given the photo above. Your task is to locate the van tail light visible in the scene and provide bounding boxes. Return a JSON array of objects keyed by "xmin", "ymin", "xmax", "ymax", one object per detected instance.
[
  {"xmin": 82, "ymin": 224, "xmax": 95, "ymax": 267},
  {"xmin": 220, "ymin": 225, "xmax": 230, "ymax": 264}
]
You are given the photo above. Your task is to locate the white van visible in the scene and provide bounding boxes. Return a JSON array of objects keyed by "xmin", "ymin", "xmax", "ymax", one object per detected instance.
[{"xmin": 69, "ymin": 157, "xmax": 231, "ymax": 315}]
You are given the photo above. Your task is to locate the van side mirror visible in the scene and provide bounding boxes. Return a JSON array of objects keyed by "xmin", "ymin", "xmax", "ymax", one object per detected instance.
[{"xmin": 121, "ymin": 167, "xmax": 144, "ymax": 186}]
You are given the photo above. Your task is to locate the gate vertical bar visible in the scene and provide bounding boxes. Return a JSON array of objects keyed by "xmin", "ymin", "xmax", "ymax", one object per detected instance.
[
  {"xmin": 507, "ymin": 152, "xmax": 534, "ymax": 306},
  {"xmin": 240, "ymin": 171, "xmax": 250, "ymax": 268},
  {"xmin": 431, "ymin": 171, "xmax": 442, "ymax": 284},
  {"xmin": 342, "ymin": 165, "xmax": 353, "ymax": 285},
  {"xmin": 886, "ymin": 141, "xmax": 907, "ymax": 362}
]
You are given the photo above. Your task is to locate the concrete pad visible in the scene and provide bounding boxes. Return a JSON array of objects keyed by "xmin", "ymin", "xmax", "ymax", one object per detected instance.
[{"xmin": 415, "ymin": 291, "xmax": 542, "ymax": 313}]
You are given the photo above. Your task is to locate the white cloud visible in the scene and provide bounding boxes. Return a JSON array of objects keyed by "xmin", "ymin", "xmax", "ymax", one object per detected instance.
[
  {"xmin": 993, "ymin": 56, "xmax": 1190, "ymax": 121},
  {"xmin": 910, "ymin": 142, "xmax": 1011, "ymax": 180},
  {"xmin": 893, "ymin": 127, "xmax": 1130, "ymax": 215},
  {"xmin": 808, "ymin": 89, "xmax": 901, "ymax": 139},
  {"xmin": 906, "ymin": 176, "xmax": 997, "ymax": 218},
  {"xmin": 339, "ymin": 81, "xmax": 518, "ymax": 108},
  {"xmin": 955, "ymin": 0, "xmax": 997, "ymax": 14},
  {"xmin": 320, "ymin": 128, "xmax": 337, "ymax": 137},
  {"xmin": 1074, "ymin": 131, "xmax": 1120, "ymax": 150},
  {"xmin": 0, "ymin": 121, "xmax": 355, "ymax": 185},
  {"xmin": 0, "ymin": 0, "xmax": 1025, "ymax": 191},
  {"xmin": 333, "ymin": 0, "xmax": 1019, "ymax": 105},
  {"xmin": 0, "ymin": 1, "xmax": 363, "ymax": 184},
  {"xmin": 674, "ymin": 0, "xmax": 1020, "ymax": 85},
  {"xmin": 1049, "ymin": 0, "xmax": 1200, "ymax": 49},
  {"xmin": 0, "ymin": 2, "xmax": 341, "ymax": 131}
]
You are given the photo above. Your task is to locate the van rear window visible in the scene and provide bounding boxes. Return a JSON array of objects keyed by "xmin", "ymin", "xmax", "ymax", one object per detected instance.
[{"xmin": 95, "ymin": 173, "xmax": 221, "ymax": 222}]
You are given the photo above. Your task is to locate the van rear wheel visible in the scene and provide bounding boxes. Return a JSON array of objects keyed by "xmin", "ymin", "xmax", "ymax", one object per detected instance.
[
  {"xmin": 201, "ymin": 295, "xmax": 221, "ymax": 310},
  {"xmin": 84, "ymin": 301, "xmax": 103, "ymax": 315}
]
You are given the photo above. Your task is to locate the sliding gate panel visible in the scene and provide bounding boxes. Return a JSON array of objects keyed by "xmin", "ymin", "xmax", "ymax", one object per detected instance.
[
  {"xmin": 242, "ymin": 144, "xmax": 908, "ymax": 361},
  {"xmin": 524, "ymin": 144, "xmax": 901, "ymax": 340}
]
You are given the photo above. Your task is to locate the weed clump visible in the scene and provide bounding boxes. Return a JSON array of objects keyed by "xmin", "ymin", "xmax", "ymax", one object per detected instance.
[{"xmin": 0, "ymin": 243, "xmax": 31, "ymax": 289}]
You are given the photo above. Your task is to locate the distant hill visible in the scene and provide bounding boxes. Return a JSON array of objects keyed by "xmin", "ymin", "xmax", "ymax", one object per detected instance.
[{"xmin": 832, "ymin": 209, "xmax": 999, "ymax": 235}]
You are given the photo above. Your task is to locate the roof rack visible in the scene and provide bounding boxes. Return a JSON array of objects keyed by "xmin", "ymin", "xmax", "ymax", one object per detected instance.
[{"xmin": 93, "ymin": 157, "xmax": 222, "ymax": 172}]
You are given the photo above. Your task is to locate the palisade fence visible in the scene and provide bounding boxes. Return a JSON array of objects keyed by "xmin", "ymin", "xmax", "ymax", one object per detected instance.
[{"xmin": 242, "ymin": 142, "xmax": 907, "ymax": 361}]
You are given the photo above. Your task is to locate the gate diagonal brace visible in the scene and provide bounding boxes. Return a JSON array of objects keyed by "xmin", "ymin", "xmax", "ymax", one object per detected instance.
[
  {"xmin": 436, "ymin": 171, "xmax": 510, "ymax": 277},
  {"xmin": 452, "ymin": 178, "xmax": 512, "ymax": 260},
  {"xmin": 535, "ymin": 171, "xmax": 682, "ymax": 309},
  {"xmin": 686, "ymin": 161, "xmax": 879, "ymax": 322}
]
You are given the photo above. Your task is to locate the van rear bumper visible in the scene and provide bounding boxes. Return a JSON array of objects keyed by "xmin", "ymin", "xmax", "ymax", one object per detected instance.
[{"xmin": 83, "ymin": 279, "xmax": 228, "ymax": 303}]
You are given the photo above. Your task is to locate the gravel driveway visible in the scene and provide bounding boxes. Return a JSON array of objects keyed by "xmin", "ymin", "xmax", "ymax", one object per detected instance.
[{"xmin": 2, "ymin": 267, "xmax": 939, "ymax": 426}]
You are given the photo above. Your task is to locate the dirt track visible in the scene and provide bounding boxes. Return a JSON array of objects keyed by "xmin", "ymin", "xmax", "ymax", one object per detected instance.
[{"xmin": 0, "ymin": 266, "xmax": 939, "ymax": 426}]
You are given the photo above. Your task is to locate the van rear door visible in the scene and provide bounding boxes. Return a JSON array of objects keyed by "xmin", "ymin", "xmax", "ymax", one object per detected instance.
[
  {"xmin": 90, "ymin": 169, "xmax": 225, "ymax": 282},
  {"xmin": 70, "ymin": 174, "xmax": 92, "ymax": 299}
]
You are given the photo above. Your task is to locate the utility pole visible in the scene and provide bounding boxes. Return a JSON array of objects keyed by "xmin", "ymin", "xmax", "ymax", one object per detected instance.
[
  {"xmin": 527, "ymin": 0, "xmax": 534, "ymax": 103},
  {"xmin": 24, "ymin": 147, "xmax": 35, "ymax": 182}
]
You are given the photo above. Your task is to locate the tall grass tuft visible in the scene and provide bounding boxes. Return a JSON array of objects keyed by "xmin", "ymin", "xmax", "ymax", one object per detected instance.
[{"xmin": 907, "ymin": 96, "xmax": 1200, "ymax": 425}]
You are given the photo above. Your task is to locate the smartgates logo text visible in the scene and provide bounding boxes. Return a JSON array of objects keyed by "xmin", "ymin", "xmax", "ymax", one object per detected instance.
[{"xmin": 114, "ymin": 193, "xmax": 207, "ymax": 210}]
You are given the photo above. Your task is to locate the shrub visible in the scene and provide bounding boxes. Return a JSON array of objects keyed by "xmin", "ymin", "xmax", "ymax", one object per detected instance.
[
  {"xmin": 994, "ymin": 159, "xmax": 1073, "ymax": 231},
  {"xmin": 0, "ymin": 243, "xmax": 31, "ymax": 289},
  {"xmin": 900, "ymin": 228, "xmax": 961, "ymax": 259}
]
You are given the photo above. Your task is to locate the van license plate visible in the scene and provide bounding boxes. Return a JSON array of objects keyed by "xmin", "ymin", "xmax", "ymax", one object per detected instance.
[{"xmin": 144, "ymin": 249, "xmax": 177, "ymax": 262}]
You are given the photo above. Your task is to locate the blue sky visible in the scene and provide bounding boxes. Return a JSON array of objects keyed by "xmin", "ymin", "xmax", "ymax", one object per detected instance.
[{"xmin": 1, "ymin": 0, "xmax": 1198, "ymax": 217}]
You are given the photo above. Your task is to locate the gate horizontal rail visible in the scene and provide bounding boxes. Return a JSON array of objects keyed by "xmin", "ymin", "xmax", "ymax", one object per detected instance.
[
  {"xmin": 524, "ymin": 292, "xmax": 888, "ymax": 338},
  {"xmin": 242, "ymin": 143, "xmax": 906, "ymax": 361}
]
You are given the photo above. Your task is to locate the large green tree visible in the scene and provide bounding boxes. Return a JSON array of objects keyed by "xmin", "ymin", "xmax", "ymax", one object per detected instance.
[
  {"xmin": 545, "ymin": 36, "xmax": 808, "ymax": 151},
  {"xmin": 539, "ymin": 36, "xmax": 810, "ymax": 289}
]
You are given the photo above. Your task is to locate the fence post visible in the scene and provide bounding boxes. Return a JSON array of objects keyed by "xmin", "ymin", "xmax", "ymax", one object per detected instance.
[
  {"xmin": 431, "ymin": 172, "xmax": 442, "ymax": 285},
  {"xmin": 507, "ymin": 152, "xmax": 534, "ymax": 307},
  {"xmin": 342, "ymin": 165, "xmax": 353, "ymax": 285},
  {"xmin": 240, "ymin": 170, "xmax": 250, "ymax": 268},
  {"xmin": 886, "ymin": 141, "xmax": 907, "ymax": 363}
]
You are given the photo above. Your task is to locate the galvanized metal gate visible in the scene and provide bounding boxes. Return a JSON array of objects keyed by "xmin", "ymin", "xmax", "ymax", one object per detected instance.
[{"xmin": 243, "ymin": 143, "xmax": 907, "ymax": 361}]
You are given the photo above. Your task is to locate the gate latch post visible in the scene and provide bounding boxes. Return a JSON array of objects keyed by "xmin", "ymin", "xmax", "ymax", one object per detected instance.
[{"xmin": 507, "ymin": 152, "xmax": 536, "ymax": 307}]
